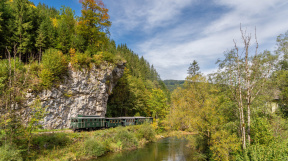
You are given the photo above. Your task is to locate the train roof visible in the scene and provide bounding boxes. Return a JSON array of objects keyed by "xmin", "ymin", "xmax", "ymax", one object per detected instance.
[
  {"xmin": 77, "ymin": 115, "xmax": 101, "ymax": 117},
  {"xmin": 118, "ymin": 117, "xmax": 135, "ymax": 119},
  {"xmin": 71, "ymin": 117, "xmax": 105, "ymax": 119},
  {"xmin": 105, "ymin": 117, "xmax": 121, "ymax": 119}
]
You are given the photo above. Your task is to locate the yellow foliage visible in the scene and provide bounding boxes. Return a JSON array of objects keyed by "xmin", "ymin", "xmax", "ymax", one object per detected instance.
[
  {"xmin": 50, "ymin": 17, "xmax": 58, "ymax": 28},
  {"xmin": 210, "ymin": 130, "xmax": 241, "ymax": 161},
  {"xmin": 69, "ymin": 48, "xmax": 76, "ymax": 55},
  {"xmin": 30, "ymin": 4, "xmax": 36, "ymax": 8}
]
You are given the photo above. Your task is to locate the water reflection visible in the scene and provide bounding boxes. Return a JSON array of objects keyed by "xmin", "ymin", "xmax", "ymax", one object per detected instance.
[{"xmin": 94, "ymin": 137, "xmax": 197, "ymax": 161}]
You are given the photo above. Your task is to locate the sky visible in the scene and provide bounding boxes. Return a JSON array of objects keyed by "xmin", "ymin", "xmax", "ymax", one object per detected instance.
[{"xmin": 30, "ymin": 0, "xmax": 288, "ymax": 80}]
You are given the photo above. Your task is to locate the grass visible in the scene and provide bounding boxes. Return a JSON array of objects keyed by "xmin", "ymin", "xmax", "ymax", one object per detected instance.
[{"xmin": 28, "ymin": 124, "xmax": 157, "ymax": 160}]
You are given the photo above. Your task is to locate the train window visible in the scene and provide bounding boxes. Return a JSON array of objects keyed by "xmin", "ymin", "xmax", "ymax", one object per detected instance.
[
  {"xmin": 113, "ymin": 120, "xmax": 115, "ymax": 123},
  {"xmin": 110, "ymin": 120, "xmax": 112, "ymax": 123}
]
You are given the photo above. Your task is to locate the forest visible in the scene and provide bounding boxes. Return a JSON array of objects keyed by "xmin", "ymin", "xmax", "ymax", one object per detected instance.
[
  {"xmin": 1, "ymin": 0, "xmax": 288, "ymax": 160},
  {"xmin": 168, "ymin": 30, "xmax": 288, "ymax": 160},
  {"xmin": 0, "ymin": 0, "xmax": 169, "ymax": 159}
]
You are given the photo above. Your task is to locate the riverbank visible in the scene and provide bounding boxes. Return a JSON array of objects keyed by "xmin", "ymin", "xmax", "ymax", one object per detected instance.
[
  {"xmin": 1, "ymin": 123, "xmax": 196, "ymax": 160},
  {"xmin": 28, "ymin": 124, "xmax": 154, "ymax": 160}
]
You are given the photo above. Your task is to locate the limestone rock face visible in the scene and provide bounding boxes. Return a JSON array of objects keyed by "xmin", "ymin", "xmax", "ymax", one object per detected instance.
[{"xmin": 25, "ymin": 62, "xmax": 125, "ymax": 129}]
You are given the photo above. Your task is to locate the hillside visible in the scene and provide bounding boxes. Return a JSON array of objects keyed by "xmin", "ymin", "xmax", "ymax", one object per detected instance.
[{"xmin": 163, "ymin": 80, "xmax": 185, "ymax": 92}]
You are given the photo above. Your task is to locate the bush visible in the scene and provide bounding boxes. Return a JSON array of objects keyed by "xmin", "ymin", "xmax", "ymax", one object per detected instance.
[
  {"xmin": 40, "ymin": 48, "xmax": 68, "ymax": 88},
  {"xmin": 32, "ymin": 133, "xmax": 70, "ymax": 150},
  {"xmin": 102, "ymin": 51, "xmax": 115, "ymax": 63},
  {"xmin": 245, "ymin": 141, "xmax": 288, "ymax": 161},
  {"xmin": 92, "ymin": 54, "xmax": 104, "ymax": 67},
  {"xmin": 39, "ymin": 69, "xmax": 54, "ymax": 88},
  {"xmin": 136, "ymin": 123, "xmax": 156, "ymax": 142},
  {"xmin": 114, "ymin": 127, "xmax": 138, "ymax": 149},
  {"xmin": 0, "ymin": 144, "xmax": 23, "ymax": 161},
  {"xmin": 251, "ymin": 117, "xmax": 274, "ymax": 144},
  {"xmin": 29, "ymin": 61, "xmax": 41, "ymax": 76},
  {"xmin": 42, "ymin": 48, "xmax": 68, "ymax": 77},
  {"xmin": 71, "ymin": 51, "xmax": 92, "ymax": 69},
  {"xmin": 84, "ymin": 137, "xmax": 105, "ymax": 157}
]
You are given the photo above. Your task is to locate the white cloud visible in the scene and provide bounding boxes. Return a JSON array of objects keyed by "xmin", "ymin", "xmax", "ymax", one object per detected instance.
[
  {"xmin": 107, "ymin": 0, "xmax": 195, "ymax": 34},
  {"xmin": 107, "ymin": 0, "xmax": 288, "ymax": 80}
]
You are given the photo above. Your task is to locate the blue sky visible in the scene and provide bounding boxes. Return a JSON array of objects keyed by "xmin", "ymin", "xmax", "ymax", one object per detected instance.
[{"xmin": 30, "ymin": 0, "xmax": 288, "ymax": 80}]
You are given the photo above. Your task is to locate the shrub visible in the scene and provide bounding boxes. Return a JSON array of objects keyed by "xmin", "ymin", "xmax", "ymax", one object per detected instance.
[
  {"xmin": 251, "ymin": 117, "xmax": 274, "ymax": 144},
  {"xmin": 32, "ymin": 133, "xmax": 70, "ymax": 150},
  {"xmin": 29, "ymin": 61, "xmax": 41, "ymax": 76},
  {"xmin": 84, "ymin": 137, "xmax": 105, "ymax": 157},
  {"xmin": 136, "ymin": 123, "xmax": 156, "ymax": 142},
  {"xmin": 0, "ymin": 144, "xmax": 23, "ymax": 161},
  {"xmin": 40, "ymin": 48, "xmax": 68, "ymax": 88},
  {"xmin": 92, "ymin": 54, "xmax": 104, "ymax": 67},
  {"xmin": 42, "ymin": 48, "xmax": 68, "ymax": 77},
  {"xmin": 114, "ymin": 127, "xmax": 138, "ymax": 149},
  {"xmin": 102, "ymin": 51, "xmax": 115, "ymax": 63},
  {"xmin": 71, "ymin": 51, "xmax": 92, "ymax": 69},
  {"xmin": 39, "ymin": 68, "xmax": 54, "ymax": 88},
  {"xmin": 245, "ymin": 141, "xmax": 288, "ymax": 161}
]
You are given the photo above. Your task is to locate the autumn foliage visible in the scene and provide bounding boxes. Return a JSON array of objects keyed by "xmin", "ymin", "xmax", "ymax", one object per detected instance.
[{"xmin": 78, "ymin": 0, "xmax": 111, "ymax": 49}]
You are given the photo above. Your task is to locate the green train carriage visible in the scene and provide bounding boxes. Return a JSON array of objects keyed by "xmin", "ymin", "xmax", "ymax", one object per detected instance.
[
  {"xmin": 134, "ymin": 116, "xmax": 153, "ymax": 125},
  {"xmin": 105, "ymin": 118, "xmax": 122, "ymax": 128},
  {"xmin": 69, "ymin": 115, "xmax": 153, "ymax": 131},
  {"xmin": 70, "ymin": 115, "xmax": 105, "ymax": 131}
]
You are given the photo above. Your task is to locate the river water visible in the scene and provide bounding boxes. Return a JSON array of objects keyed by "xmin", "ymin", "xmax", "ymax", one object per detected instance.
[{"xmin": 95, "ymin": 136, "xmax": 197, "ymax": 161}]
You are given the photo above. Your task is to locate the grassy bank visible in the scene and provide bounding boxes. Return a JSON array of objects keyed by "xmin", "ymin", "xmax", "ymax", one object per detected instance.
[{"xmin": 0, "ymin": 123, "xmax": 159, "ymax": 161}]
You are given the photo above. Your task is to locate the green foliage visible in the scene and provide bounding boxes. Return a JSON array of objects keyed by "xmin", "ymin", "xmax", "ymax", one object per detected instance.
[
  {"xmin": 163, "ymin": 80, "xmax": 185, "ymax": 92},
  {"xmin": 244, "ymin": 141, "xmax": 288, "ymax": 161},
  {"xmin": 84, "ymin": 137, "xmax": 105, "ymax": 157},
  {"xmin": 136, "ymin": 123, "xmax": 156, "ymax": 142},
  {"xmin": 188, "ymin": 60, "xmax": 200, "ymax": 77},
  {"xmin": 147, "ymin": 89, "xmax": 169, "ymax": 120},
  {"xmin": 40, "ymin": 48, "xmax": 68, "ymax": 88},
  {"xmin": 251, "ymin": 117, "xmax": 274, "ymax": 145},
  {"xmin": 71, "ymin": 51, "xmax": 92, "ymax": 69},
  {"xmin": 210, "ymin": 130, "xmax": 241, "ymax": 161},
  {"xmin": 0, "ymin": 12, "xmax": 2, "ymax": 32},
  {"xmin": 56, "ymin": 6, "xmax": 76, "ymax": 54},
  {"xmin": 39, "ymin": 68, "xmax": 54, "ymax": 88},
  {"xmin": 107, "ymin": 44, "xmax": 169, "ymax": 118},
  {"xmin": 114, "ymin": 127, "xmax": 138, "ymax": 149},
  {"xmin": 32, "ymin": 133, "xmax": 70, "ymax": 150},
  {"xmin": 101, "ymin": 51, "xmax": 115, "ymax": 63},
  {"xmin": 0, "ymin": 144, "xmax": 23, "ymax": 161},
  {"xmin": 77, "ymin": 0, "xmax": 111, "ymax": 50},
  {"xmin": 0, "ymin": 59, "xmax": 8, "ymax": 94},
  {"xmin": 28, "ymin": 61, "xmax": 41, "ymax": 76}
]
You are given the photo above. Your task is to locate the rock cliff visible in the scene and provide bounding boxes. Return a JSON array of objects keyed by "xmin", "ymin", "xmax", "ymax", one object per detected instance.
[{"xmin": 25, "ymin": 62, "xmax": 125, "ymax": 129}]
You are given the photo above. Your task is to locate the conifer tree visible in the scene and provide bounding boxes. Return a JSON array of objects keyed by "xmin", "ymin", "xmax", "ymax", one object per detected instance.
[
  {"xmin": 56, "ymin": 6, "xmax": 75, "ymax": 54},
  {"xmin": 187, "ymin": 60, "xmax": 200, "ymax": 77},
  {"xmin": 12, "ymin": 0, "xmax": 33, "ymax": 61}
]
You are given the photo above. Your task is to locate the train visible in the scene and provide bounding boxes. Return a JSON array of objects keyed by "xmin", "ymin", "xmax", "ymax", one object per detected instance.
[{"xmin": 69, "ymin": 115, "xmax": 153, "ymax": 132}]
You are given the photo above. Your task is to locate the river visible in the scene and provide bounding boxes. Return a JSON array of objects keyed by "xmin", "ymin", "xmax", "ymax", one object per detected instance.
[{"xmin": 94, "ymin": 136, "xmax": 198, "ymax": 161}]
